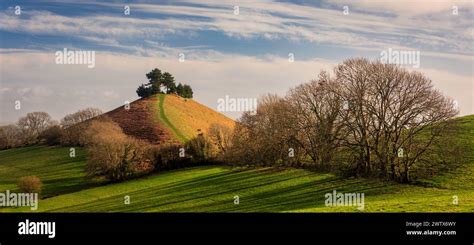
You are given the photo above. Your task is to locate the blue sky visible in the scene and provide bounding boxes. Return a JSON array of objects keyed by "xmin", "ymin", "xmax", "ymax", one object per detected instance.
[{"xmin": 0, "ymin": 0, "xmax": 473, "ymax": 122}]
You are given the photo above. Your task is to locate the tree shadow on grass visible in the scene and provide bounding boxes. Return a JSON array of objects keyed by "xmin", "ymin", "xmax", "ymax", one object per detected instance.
[
  {"xmin": 42, "ymin": 166, "xmax": 403, "ymax": 213},
  {"xmin": 45, "ymin": 168, "xmax": 320, "ymax": 212}
]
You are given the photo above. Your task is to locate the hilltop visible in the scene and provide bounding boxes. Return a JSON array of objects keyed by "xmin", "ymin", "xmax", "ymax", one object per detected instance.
[{"xmin": 105, "ymin": 94, "xmax": 235, "ymax": 145}]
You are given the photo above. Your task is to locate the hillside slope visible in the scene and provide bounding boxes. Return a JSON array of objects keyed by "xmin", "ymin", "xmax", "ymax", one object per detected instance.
[
  {"xmin": 1, "ymin": 115, "xmax": 472, "ymax": 212},
  {"xmin": 105, "ymin": 94, "xmax": 235, "ymax": 145}
]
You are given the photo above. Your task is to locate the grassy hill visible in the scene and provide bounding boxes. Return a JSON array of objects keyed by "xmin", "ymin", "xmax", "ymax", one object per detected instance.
[
  {"xmin": 0, "ymin": 115, "xmax": 472, "ymax": 213},
  {"xmin": 105, "ymin": 94, "xmax": 235, "ymax": 144}
]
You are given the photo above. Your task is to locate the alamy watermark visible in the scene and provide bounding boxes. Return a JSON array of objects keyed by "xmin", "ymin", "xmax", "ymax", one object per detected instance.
[
  {"xmin": 325, "ymin": 190, "xmax": 364, "ymax": 210},
  {"xmin": 380, "ymin": 48, "xmax": 420, "ymax": 68},
  {"xmin": 0, "ymin": 190, "xmax": 38, "ymax": 210},
  {"xmin": 217, "ymin": 95, "xmax": 257, "ymax": 113},
  {"xmin": 55, "ymin": 48, "xmax": 96, "ymax": 68}
]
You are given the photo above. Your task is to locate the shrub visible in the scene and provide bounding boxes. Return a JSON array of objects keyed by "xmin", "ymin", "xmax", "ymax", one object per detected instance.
[
  {"xmin": 85, "ymin": 120, "xmax": 152, "ymax": 181},
  {"xmin": 150, "ymin": 144, "xmax": 191, "ymax": 170},
  {"xmin": 39, "ymin": 125, "xmax": 63, "ymax": 145},
  {"xmin": 208, "ymin": 123, "xmax": 233, "ymax": 159},
  {"xmin": 18, "ymin": 176, "xmax": 42, "ymax": 194},
  {"xmin": 185, "ymin": 134, "xmax": 215, "ymax": 162},
  {"xmin": 60, "ymin": 116, "xmax": 114, "ymax": 146}
]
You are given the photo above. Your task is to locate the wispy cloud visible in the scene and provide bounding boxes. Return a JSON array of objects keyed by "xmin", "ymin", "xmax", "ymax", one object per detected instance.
[
  {"xmin": 0, "ymin": 49, "xmax": 471, "ymax": 123},
  {"xmin": 0, "ymin": 0, "xmax": 472, "ymax": 123},
  {"xmin": 1, "ymin": 0, "xmax": 472, "ymax": 59}
]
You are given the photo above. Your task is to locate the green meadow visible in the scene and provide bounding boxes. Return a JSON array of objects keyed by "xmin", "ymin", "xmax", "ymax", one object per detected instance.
[{"xmin": 1, "ymin": 116, "xmax": 473, "ymax": 214}]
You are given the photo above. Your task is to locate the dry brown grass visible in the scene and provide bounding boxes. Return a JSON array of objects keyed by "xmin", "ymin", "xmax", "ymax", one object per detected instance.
[{"xmin": 160, "ymin": 94, "xmax": 235, "ymax": 141}]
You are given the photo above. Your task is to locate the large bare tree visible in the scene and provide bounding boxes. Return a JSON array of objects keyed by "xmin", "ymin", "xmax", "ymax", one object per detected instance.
[
  {"xmin": 17, "ymin": 112, "xmax": 53, "ymax": 144},
  {"xmin": 334, "ymin": 58, "xmax": 458, "ymax": 181},
  {"xmin": 286, "ymin": 71, "xmax": 345, "ymax": 169},
  {"xmin": 227, "ymin": 58, "xmax": 458, "ymax": 183}
]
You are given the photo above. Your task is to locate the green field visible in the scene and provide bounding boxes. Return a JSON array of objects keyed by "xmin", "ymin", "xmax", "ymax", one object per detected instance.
[
  {"xmin": 0, "ymin": 115, "xmax": 473, "ymax": 212},
  {"xmin": 0, "ymin": 146, "xmax": 101, "ymax": 199}
]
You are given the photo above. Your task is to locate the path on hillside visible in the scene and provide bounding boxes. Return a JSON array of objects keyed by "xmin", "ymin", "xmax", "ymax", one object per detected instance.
[{"xmin": 157, "ymin": 94, "xmax": 188, "ymax": 143}]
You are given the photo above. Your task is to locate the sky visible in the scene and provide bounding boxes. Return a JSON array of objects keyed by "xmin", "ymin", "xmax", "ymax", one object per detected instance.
[{"xmin": 0, "ymin": 0, "xmax": 473, "ymax": 123}]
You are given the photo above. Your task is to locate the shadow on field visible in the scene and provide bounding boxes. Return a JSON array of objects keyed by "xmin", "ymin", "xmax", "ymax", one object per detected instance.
[{"xmin": 46, "ymin": 166, "xmax": 397, "ymax": 212}]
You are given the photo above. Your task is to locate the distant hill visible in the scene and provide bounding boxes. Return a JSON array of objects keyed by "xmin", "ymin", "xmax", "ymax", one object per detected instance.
[{"xmin": 105, "ymin": 94, "xmax": 235, "ymax": 145}]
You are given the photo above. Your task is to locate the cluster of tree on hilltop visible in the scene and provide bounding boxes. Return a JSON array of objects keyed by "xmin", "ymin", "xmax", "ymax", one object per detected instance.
[{"xmin": 136, "ymin": 68, "xmax": 193, "ymax": 98}]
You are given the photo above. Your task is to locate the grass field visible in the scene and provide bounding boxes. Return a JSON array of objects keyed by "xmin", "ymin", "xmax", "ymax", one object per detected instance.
[
  {"xmin": 0, "ymin": 146, "xmax": 101, "ymax": 199},
  {"xmin": 0, "ymin": 115, "xmax": 472, "ymax": 213},
  {"xmin": 0, "ymin": 149, "xmax": 472, "ymax": 212}
]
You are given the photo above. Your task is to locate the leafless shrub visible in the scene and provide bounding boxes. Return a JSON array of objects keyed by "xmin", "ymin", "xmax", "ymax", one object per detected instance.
[
  {"xmin": 208, "ymin": 123, "xmax": 233, "ymax": 158},
  {"xmin": 39, "ymin": 125, "xmax": 63, "ymax": 145},
  {"xmin": 186, "ymin": 134, "xmax": 215, "ymax": 162},
  {"xmin": 226, "ymin": 94, "xmax": 302, "ymax": 166},
  {"xmin": 85, "ymin": 120, "xmax": 152, "ymax": 181},
  {"xmin": 18, "ymin": 176, "xmax": 42, "ymax": 194},
  {"xmin": 0, "ymin": 124, "xmax": 23, "ymax": 149}
]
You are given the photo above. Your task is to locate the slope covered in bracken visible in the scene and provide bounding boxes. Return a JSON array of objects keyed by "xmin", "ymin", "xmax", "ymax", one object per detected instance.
[{"xmin": 104, "ymin": 94, "xmax": 235, "ymax": 145}]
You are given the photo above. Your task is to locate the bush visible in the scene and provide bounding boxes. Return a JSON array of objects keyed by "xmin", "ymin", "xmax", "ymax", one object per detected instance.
[
  {"xmin": 60, "ymin": 116, "xmax": 113, "ymax": 146},
  {"xmin": 18, "ymin": 176, "xmax": 42, "ymax": 194},
  {"xmin": 85, "ymin": 120, "xmax": 152, "ymax": 181},
  {"xmin": 185, "ymin": 134, "xmax": 215, "ymax": 162},
  {"xmin": 39, "ymin": 125, "xmax": 63, "ymax": 145},
  {"xmin": 208, "ymin": 123, "xmax": 233, "ymax": 160},
  {"xmin": 150, "ymin": 144, "xmax": 191, "ymax": 170}
]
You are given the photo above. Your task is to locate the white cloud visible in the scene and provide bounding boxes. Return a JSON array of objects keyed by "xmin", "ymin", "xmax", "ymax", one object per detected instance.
[
  {"xmin": 0, "ymin": 0, "xmax": 472, "ymax": 59},
  {"xmin": 0, "ymin": 50, "xmax": 471, "ymax": 124},
  {"xmin": 0, "ymin": 50, "xmax": 336, "ymax": 122},
  {"xmin": 326, "ymin": 0, "xmax": 472, "ymax": 16}
]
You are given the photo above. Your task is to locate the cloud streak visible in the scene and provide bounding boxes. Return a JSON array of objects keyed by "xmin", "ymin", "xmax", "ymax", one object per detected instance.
[
  {"xmin": 0, "ymin": 0, "xmax": 472, "ymax": 59},
  {"xmin": 0, "ymin": 49, "xmax": 471, "ymax": 124}
]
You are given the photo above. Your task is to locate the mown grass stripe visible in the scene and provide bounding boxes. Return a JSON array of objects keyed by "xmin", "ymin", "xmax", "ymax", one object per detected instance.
[{"xmin": 157, "ymin": 94, "xmax": 187, "ymax": 143}]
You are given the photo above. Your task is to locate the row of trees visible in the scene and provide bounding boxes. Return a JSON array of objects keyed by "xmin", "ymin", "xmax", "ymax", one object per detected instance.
[
  {"xmin": 0, "ymin": 108, "xmax": 103, "ymax": 149},
  {"xmin": 223, "ymin": 58, "xmax": 461, "ymax": 183},
  {"xmin": 136, "ymin": 68, "xmax": 193, "ymax": 98}
]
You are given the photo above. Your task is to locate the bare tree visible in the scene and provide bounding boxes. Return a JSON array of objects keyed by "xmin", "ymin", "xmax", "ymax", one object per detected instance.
[
  {"xmin": 227, "ymin": 94, "xmax": 299, "ymax": 166},
  {"xmin": 225, "ymin": 58, "xmax": 458, "ymax": 183},
  {"xmin": 0, "ymin": 124, "xmax": 22, "ymax": 149},
  {"xmin": 208, "ymin": 123, "xmax": 233, "ymax": 156},
  {"xmin": 61, "ymin": 107, "xmax": 103, "ymax": 128},
  {"xmin": 334, "ymin": 58, "xmax": 458, "ymax": 181},
  {"xmin": 17, "ymin": 112, "xmax": 53, "ymax": 144},
  {"xmin": 60, "ymin": 108, "xmax": 103, "ymax": 146},
  {"xmin": 286, "ymin": 71, "xmax": 345, "ymax": 169}
]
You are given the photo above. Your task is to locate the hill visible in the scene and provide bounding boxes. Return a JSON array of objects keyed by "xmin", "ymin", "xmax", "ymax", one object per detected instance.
[
  {"xmin": 0, "ymin": 115, "xmax": 472, "ymax": 212},
  {"xmin": 105, "ymin": 94, "xmax": 235, "ymax": 145}
]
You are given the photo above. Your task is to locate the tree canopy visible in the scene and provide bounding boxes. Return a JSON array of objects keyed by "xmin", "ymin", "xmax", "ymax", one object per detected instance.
[{"xmin": 136, "ymin": 68, "xmax": 193, "ymax": 98}]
